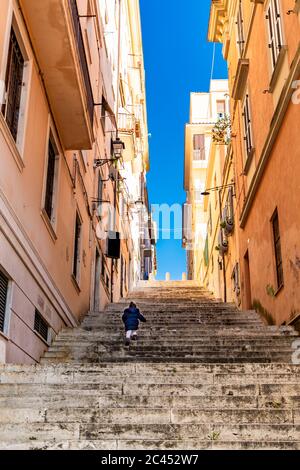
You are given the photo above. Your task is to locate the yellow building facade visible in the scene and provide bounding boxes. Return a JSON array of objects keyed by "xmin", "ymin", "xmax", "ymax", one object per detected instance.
[{"xmin": 183, "ymin": 80, "xmax": 234, "ymax": 296}]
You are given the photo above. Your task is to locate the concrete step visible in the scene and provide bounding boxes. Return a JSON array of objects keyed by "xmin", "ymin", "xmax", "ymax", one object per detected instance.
[
  {"xmin": 3, "ymin": 394, "xmax": 300, "ymax": 410},
  {"xmin": 0, "ymin": 439, "xmax": 299, "ymax": 450},
  {"xmin": 2, "ymin": 381, "xmax": 300, "ymax": 399},
  {"xmin": 0, "ymin": 406, "xmax": 297, "ymax": 425},
  {"xmin": 57, "ymin": 328, "xmax": 299, "ymax": 338},
  {"xmin": 41, "ymin": 355, "xmax": 294, "ymax": 365}
]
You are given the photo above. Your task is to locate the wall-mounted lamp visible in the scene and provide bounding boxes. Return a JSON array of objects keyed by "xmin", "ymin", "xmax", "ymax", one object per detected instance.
[
  {"xmin": 201, "ymin": 182, "xmax": 235, "ymax": 196},
  {"xmin": 93, "ymin": 157, "xmax": 120, "ymax": 168},
  {"xmin": 93, "ymin": 138, "xmax": 125, "ymax": 168},
  {"xmin": 112, "ymin": 137, "xmax": 125, "ymax": 157}
]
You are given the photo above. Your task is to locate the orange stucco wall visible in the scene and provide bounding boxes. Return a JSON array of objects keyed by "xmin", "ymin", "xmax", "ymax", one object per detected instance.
[{"xmin": 222, "ymin": 0, "xmax": 300, "ymax": 324}]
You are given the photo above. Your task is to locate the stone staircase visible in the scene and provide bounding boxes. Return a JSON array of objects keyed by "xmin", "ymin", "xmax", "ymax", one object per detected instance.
[{"xmin": 0, "ymin": 281, "xmax": 300, "ymax": 449}]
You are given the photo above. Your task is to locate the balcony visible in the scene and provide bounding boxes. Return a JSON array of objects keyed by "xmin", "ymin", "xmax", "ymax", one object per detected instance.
[
  {"xmin": 19, "ymin": 0, "xmax": 94, "ymax": 149},
  {"xmin": 117, "ymin": 113, "xmax": 136, "ymax": 163},
  {"xmin": 232, "ymin": 59, "xmax": 249, "ymax": 101},
  {"xmin": 118, "ymin": 113, "xmax": 136, "ymax": 134},
  {"xmin": 193, "ymin": 149, "xmax": 207, "ymax": 168}
]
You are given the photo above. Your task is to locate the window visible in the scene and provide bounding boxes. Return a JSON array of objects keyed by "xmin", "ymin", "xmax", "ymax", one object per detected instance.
[
  {"xmin": 193, "ymin": 134, "xmax": 205, "ymax": 161},
  {"xmin": 105, "ymin": 273, "xmax": 110, "ymax": 290},
  {"xmin": 266, "ymin": 0, "xmax": 284, "ymax": 71},
  {"xmin": 226, "ymin": 187, "xmax": 234, "ymax": 225},
  {"xmin": 1, "ymin": 29, "xmax": 25, "ymax": 141},
  {"xmin": 101, "ymin": 257, "xmax": 105, "ymax": 278},
  {"xmin": 84, "ymin": 0, "xmax": 94, "ymax": 65},
  {"xmin": 242, "ymin": 93, "xmax": 254, "ymax": 162},
  {"xmin": 100, "ymin": 94, "xmax": 106, "ymax": 131},
  {"xmin": 236, "ymin": 0, "xmax": 245, "ymax": 57},
  {"xmin": 34, "ymin": 310, "xmax": 49, "ymax": 341},
  {"xmin": 44, "ymin": 135, "xmax": 59, "ymax": 223},
  {"xmin": 0, "ymin": 271, "xmax": 9, "ymax": 333},
  {"xmin": 232, "ymin": 263, "xmax": 240, "ymax": 296},
  {"xmin": 272, "ymin": 209, "xmax": 284, "ymax": 289},
  {"xmin": 97, "ymin": 172, "xmax": 103, "ymax": 218},
  {"xmin": 119, "ymin": 79, "xmax": 126, "ymax": 108},
  {"xmin": 208, "ymin": 203, "xmax": 212, "ymax": 235},
  {"xmin": 73, "ymin": 213, "xmax": 82, "ymax": 282},
  {"xmin": 203, "ymin": 236, "xmax": 209, "ymax": 267},
  {"xmin": 216, "ymin": 100, "xmax": 226, "ymax": 118}
]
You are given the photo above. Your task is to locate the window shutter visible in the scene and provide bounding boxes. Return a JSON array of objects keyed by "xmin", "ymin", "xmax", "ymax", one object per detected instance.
[
  {"xmin": 0, "ymin": 271, "xmax": 9, "ymax": 333},
  {"xmin": 34, "ymin": 310, "xmax": 49, "ymax": 341},
  {"xmin": 44, "ymin": 138, "xmax": 56, "ymax": 220},
  {"xmin": 236, "ymin": 1, "xmax": 245, "ymax": 56}
]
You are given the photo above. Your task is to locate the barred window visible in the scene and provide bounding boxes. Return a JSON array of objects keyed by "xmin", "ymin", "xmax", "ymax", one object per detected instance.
[
  {"xmin": 266, "ymin": 0, "xmax": 284, "ymax": 71},
  {"xmin": 0, "ymin": 271, "xmax": 9, "ymax": 333},
  {"xmin": 236, "ymin": 0, "xmax": 245, "ymax": 56},
  {"xmin": 44, "ymin": 136, "xmax": 58, "ymax": 222},
  {"xmin": 242, "ymin": 94, "xmax": 254, "ymax": 160},
  {"xmin": 272, "ymin": 209, "xmax": 284, "ymax": 289},
  {"xmin": 1, "ymin": 29, "xmax": 25, "ymax": 141},
  {"xmin": 73, "ymin": 213, "xmax": 82, "ymax": 281},
  {"xmin": 34, "ymin": 310, "xmax": 49, "ymax": 342}
]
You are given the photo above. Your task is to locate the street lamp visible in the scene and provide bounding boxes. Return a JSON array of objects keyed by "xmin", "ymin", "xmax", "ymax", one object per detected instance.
[
  {"xmin": 112, "ymin": 137, "xmax": 125, "ymax": 157},
  {"xmin": 201, "ymin": 182, "xmax": 235, "ymax": 196},
  {"xmin": 93, "ymin": 137, "xmax": 125, "ymax": 168}
]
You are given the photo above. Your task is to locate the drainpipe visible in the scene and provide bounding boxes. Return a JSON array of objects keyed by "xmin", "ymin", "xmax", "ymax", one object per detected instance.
[{"xmin": 218, "ymin": 189, "xmax": 227, "ymax": 303}]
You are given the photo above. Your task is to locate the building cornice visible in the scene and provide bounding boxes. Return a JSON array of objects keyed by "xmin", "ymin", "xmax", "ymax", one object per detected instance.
[{"xmin": 208, "ymin": 0, "xmax": 229, "ymax": 43}]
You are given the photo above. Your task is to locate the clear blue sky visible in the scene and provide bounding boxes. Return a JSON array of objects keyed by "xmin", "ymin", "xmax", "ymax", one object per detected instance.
[{"xmin": 140, "ymin": 0, "xmax": 228, "ymax": 280}]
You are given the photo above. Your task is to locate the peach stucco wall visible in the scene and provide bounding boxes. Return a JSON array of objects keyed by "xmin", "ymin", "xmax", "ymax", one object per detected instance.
[{"xmin": 0, "ymin": 0, "xmax": 127, "ymax": 363}]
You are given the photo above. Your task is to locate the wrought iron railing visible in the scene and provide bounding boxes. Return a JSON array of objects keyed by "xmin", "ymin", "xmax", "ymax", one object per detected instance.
[
  {"xmin": 118, "ymin": 113, "xmax": 135, "ymax": 133},
  {"xmin": 69, "ymin": 0, "xmax": 94, "ymax": 126},
  {"xmin": 193, "ymin": 149, "xmax": 206, "ymax": 161}
]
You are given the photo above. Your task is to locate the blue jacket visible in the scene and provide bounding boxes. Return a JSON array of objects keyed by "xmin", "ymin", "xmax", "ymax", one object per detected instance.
[{"xmin": 122, "ymin": 307, "xmax": 146, "ymax": 332}]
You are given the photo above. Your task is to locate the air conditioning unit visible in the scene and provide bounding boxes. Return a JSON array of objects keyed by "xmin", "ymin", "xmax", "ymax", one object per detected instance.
[{"xmin": 106, "ymin": 231, "xmax": 121, "ymax": 259}]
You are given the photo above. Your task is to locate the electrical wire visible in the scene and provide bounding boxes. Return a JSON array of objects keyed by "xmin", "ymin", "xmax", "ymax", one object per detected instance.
[{"xmin": 210, "ymin": 43, "xmax": 216, "ymax": 83}]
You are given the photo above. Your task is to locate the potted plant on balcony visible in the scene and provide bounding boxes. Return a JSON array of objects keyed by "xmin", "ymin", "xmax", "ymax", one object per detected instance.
[{"xmin": 212, "ymin": 114, "xmax": 231, "ymax": 145}]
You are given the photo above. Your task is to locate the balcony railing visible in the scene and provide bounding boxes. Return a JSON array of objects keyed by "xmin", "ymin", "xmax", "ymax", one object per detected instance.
[
  {"xmin": 69, "ymin": 0, "xmax": 94, "ymax": 126},
  {"xmin": 193, "ymin": 149, "xmax": 206, "ymax": 161},
  {"xmin": 118, "ymin": 113, "xmax": 136, "ymax": 133}
]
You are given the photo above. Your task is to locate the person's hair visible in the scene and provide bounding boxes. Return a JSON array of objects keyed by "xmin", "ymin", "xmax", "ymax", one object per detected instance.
[{"xmin": 129, "ymin": 302, "xmax": 136, "ymax": 309}]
